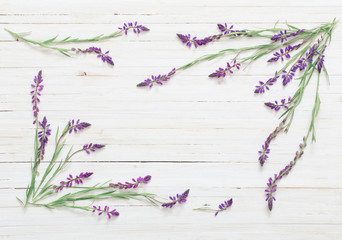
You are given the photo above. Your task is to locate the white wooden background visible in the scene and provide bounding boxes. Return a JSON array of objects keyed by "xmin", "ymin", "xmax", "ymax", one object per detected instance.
[{"xmin": 1, "ymin": 0, "xmax": 342, "ymax": 239}]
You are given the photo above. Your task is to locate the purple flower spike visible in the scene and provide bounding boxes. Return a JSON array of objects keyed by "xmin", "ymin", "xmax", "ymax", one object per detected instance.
[
  {"xmin": 296, "ymin": 43, "xmax": 319, "ymax": 72},
  {"xmin": 37, "ymin": 116, "xmax": 51, "ymax": 161},
  {"xmin": 177, "ymin": 34, "xmax": 197, "ymax": 48},
  {"xmin": 281, "ymin": 66, "xmax": 298, "ymax": 86},
  {"xmin": 30, "ymin": 70, "xmax": 44, "ymax": 123},
  {"xmin": 265, "ymin": 97, "xmax": 292, "ymax": 112},
  {"xmin": 268, "ymin": 44, "xmax": 302, "ymax": 62},
  {"xmin": 271, "ymin": 29, "xmax": 304, "ymax": 42},
  {"xmin": 177, "ymin": 23, "xmax": 251, "ymax": 48},
  {"xmin": 177, "ymin": 33, "xmax": 221, "ymax": 48},
  {"xmin": 137, "ymin": 68, "xmax": 176, "ymax": 88},
  {"xmin": 53, "ymin": 172, "xmax": 93, "ymax": 192},
  {"xmin": 217, "ymin": 23, "xmax": 251, "ymax": 37},
  {"xmin": 162, "ymin": 189, "xmax": 190, "ymax": 208},
  {"xmin": 68, "ymin": 119, "xmax": 91, "ymax": 134},
  {"xmin": 92, "ymin": 205, "xmax": 119, "ymax": 219},
  {"xmin": 281, "ymin": 44, "xmax": 319, "ymax": 86},
  {"xmin": 118, "ymin": 21, "xmax": 149, "ymax": 35},
  {"xmin": 265, "ymin": 137, "xmax": 306, "ymax": 210},
  {"xmin": 72, "ymin": 47, "xmax": 114, "ymax": 65},
  {"xmin": 215, "ymin": 198, "xmax": 233, "ymax": 216},
  {"xmin": 258, "ymin": 119, "xmax": 287, "ymax": 166},
  {"xmin": 217, "ymin": 23, "xmax": 234, "ymax": 35},
  {"xmin": 254, "ymin": 72, "xmax": 279, "ymax": 94},
  {"xmin": 316, "ymin": 45, "xmax": 326, "ymax": 73},
  {"xmin": 83, "ymin": 143, "xmax": 105, "ymax": 154},
  {"xmin": 209, "ymin": 60, "xmax": 241, "ymax": 78},
  {"xmin": 265, "ymin": 177, "xmax": 277, "ymax": 211},
  {"xmin": 109, "ymin": 175, "xmax": 152, "ymax": 189}
]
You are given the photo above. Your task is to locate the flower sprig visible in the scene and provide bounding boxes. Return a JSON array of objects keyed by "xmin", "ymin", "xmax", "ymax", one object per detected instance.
[
  {"xmin": 30, "ymin": 70, "xmax": 44, "ymax": 123},
  {"xmin": 4, "ymin": 22, "xmax": 149, "ymax": 65},
  {"xmin": 194, "ymin": 198, "xmax": 233, "ymax": 216},
  {"xmin": 208, "ymin": 60, "xmax": 241, "ymax": 78},
  {"xmin": 92, "ymin": 205, "xmax": 119, "ymax": 219},
  {"xmin": 109, "ymin": 175, "xmax": 152, "ymax": 189},
  {"xmin": 264, "ymin": 97, "xmax": 292, "ymax": 112},
  {"xmin": 177, "ymin": 23, "xmax": 254, "ymax": 48},
  {"xmin": 137, "ymin": 19, "xmax": 337, "ymax": 211},
  {"xmin": 21, "ymin": 71, "xmax": 191, "ymax": 219},
  {"xmin": 52, "ymin": 172, "xmax": 93, "ymax": 192},
  {"xmin": 161, "ymin": 189, "xmax": 190, "ymax": 208},
  {"xmin": 177, "ymin": 22, "xmax": 302, "ymax": 48},
  {"xmin": 137, "ymin": 20, "xmax": 336, "ymax": 88},
  {"xmin": 262, "ymin": 40, "xmax": 328, "ymax": 210}
]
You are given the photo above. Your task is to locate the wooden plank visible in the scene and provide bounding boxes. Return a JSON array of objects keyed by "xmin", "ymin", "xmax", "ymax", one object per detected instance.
[{"xmin": 1, "ymin": 0, "xmax": 342, "ymax": 239}]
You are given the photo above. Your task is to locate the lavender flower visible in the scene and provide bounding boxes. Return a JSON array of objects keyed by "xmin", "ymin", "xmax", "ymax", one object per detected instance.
[
  {"xmin": 266, "ymin": 137, "xmax": 306, "ymax": 210},
  {"xmin": 208, "ymin": 60, "xmax": 241, "ymax": 78},
  {"xmin": 316, "ymin": 45, "xmax": 326, "ymax": 73},
  {"xmin": 264, "ymin": 97, "xmax": 292, "ymax": 111},
  {"xmin": 281, "ymin": 66, "xmax": 298, "ymax": 86},
  {"xmin": 118, "ymin": 21, "xmax": 149, "ymax": 35},
  {"xmin": 137, "ymin": 68, "xmax": 176, "ymax": 88},
  {"xmin": 254, "ymin": 72, "xmax": 279, "ymax": 94},
  {"xmin": 271, "ymin": 29, "xmax": 304, "ymax": 42},
  {"xmin": 215, "ymin": 198, "xmax": 233, "ymax": 216},
  {"xmin": 177, "ymin": 34, "xmax": 221, "ymax": 48},
  {"xmin": 217, "ymin": 23, "xmax": 234, "ymax": 35},
  {"xmin": 177, "ymin": 34, "xmax": 198, "ymax": 48},
  {"xmin": 68, "ymin": 119, "xmax": 91, "ymax": 134},
  {"xmin": 83, "ymin": 143, "xmax": 105, "ymax": 154},
  {"xmin": 109, "ymin": 175, "xmax": 151, "ymax": 189},
  {"xmin": 53, "ymin": 172, "xmax": 93, "ymax": 192},
  {"xmin": 258, "ymin": 119, "xmax": 286, "ymax": 166},
  {"xmin": 72, "ymin": 47, "xmax": 114, "ymax": 65},
  {"xmin": 267, "ymin": 44, "xmax": 302, "ymax": 62},
  {"xmin": 265, "ymin": 176, "xmax": 277, "ymax": 211},
  {"xmin": 282, "ymin": 43, "xmax": 319, "ymax": 86},
  {"xmin": 92, "ymin": 205, "xmax": 119, "ymax": 219},
  {"xmin": 162, "ymin": 189, "xmax": 190, "ymax": 208},
  {"xmin": 37, "ymin": 116, "xmax": 51, "ymax": 161},
  {"xmin": 177, "ymin": 23, "xmax": 251, "ymax": 48},
  {"xmin": 217, "ymin": 23, "xmax": 250, "ymax": 37},
  {"xmin": 296, "ymin": 43, "xmax": 319, "ymax": 71},
  {"xmin": 30, "ymin": 70, "xmax": 44, "ymax": 123}
]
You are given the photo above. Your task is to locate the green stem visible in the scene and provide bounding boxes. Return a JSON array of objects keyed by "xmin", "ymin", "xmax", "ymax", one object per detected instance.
[
  {"xmin": 277, "ymin": 71, "xmax": 321, "ymax": 180},
  {"xmin": 4, "ymin": 26, "xmax": 140, "ymax": 56},
  {"xmin": 46, "ymin": 30, "xmax": 124, "ymax": 44},
  {"xmin": 32, "ymin": 146, "xmax": 83, "ymax": 201},
  {"xmin": 32, "ymin": 123, "xmax": 70, "ymax": 197},
  {"xmin": 25, "ymin": 116, "xmax": 39, "ymax": 206},
  {"xmin": 176, "ymin": 31, "xmax": 319, "ymax": 73},
  {"xmin": 4, "ymin": 28, "xmax": 72, "ymax": 56},
  {"xmin": 32, "ymin": 186, "xmax": 158, "ymax": 208}
]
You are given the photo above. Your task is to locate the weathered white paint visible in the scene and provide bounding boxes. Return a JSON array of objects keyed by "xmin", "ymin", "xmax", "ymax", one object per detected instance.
[{"xmin": 0, "ymin": 0, "xmax": 342, "ymax": 239}]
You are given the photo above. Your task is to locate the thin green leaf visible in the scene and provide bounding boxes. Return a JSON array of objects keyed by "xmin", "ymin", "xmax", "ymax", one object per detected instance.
[
  {"xmin": 16, "ymin": 197, "xmax": 24, "ymax": 206},
  {"xmin": 93, "ymin": 34, "xmax": 104, "ymax": 40},
  {"xmin": 323, "ymin": 65, "xmax": 330, "ymax": 85},
  {"xmin": 42, "ymin": 35, "xmax": 58, "ymax": 44},
  {"xmin": 316, "ymin": 97, "xmax": 321, "ymax": 117},
  {"xmin": 273, "ymin": 20, "xmax": 279, "ymax": 28},
  {"xmin": 57, "ymin": 49, "xmax": 71, "ymax": 57},
  {"xmin": 286, "ymin": 23, "xmax": 300, "ymax": 30},
  {"xmin": 55, "ymin": 127, "xmax": 59, "ymax": 143},
  {"xmin": 61, "ymin": 36, "xmax": 71, "ymax": 41},
  {"xmin": 25, "ymin": 184, "xmax": 30, "ymax": 198}
]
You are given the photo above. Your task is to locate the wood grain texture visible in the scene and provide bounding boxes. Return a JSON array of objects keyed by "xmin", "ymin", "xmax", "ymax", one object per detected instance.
[{"xmin": 0, "ymin": 0, "xmax": 342, "ymax": 239}]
